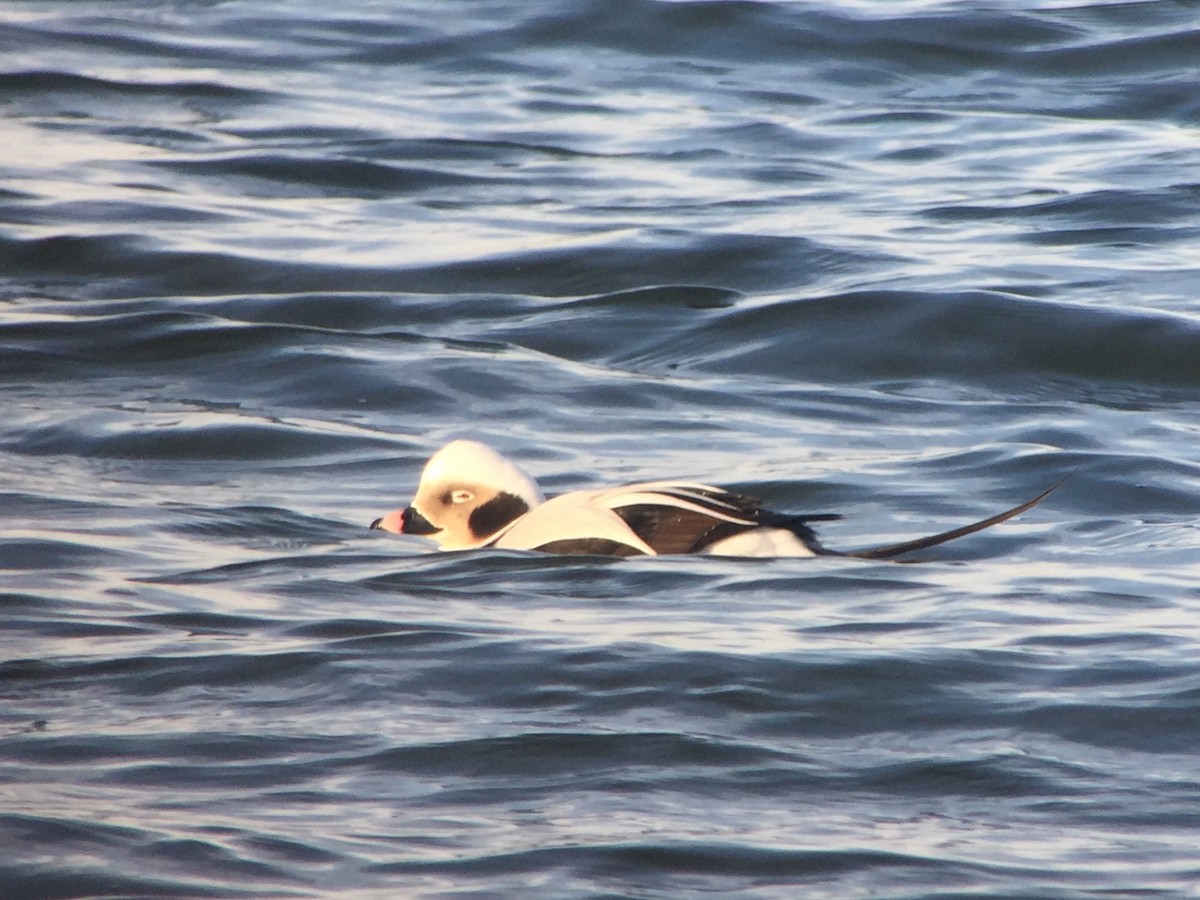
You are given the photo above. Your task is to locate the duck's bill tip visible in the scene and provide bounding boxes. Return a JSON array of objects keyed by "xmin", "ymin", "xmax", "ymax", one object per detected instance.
[
  {"xmin": 371, "ymin": 506, "xmax": 443, "ymax": 537},
  {"xmin": 370, "ymin": 509, "xmax": 407, "ymax": 533}
]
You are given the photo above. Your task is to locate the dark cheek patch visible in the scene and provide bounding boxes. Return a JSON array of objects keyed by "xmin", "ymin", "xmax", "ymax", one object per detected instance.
[{"xmin": 468, "ymin": 492, "xmax": 530, "ymax": 539}]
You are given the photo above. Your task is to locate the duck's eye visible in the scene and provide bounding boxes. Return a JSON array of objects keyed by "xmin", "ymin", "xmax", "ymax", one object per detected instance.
[{"xmin": 449, "ymin": 489, "xmax": 474, "ymax": 504}]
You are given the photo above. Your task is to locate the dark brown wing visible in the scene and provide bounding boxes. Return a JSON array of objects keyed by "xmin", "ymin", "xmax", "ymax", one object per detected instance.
[
  {"xmin": 532, "ymin": 538, "xmax": 647, "ymax": 556},
  {"xmin": 613, "ymin": 504, "xmax": 754, "ymax": 554},
  {"xmin": 612, "ymin": 485, "xmax": 842, "ymax": 555}
]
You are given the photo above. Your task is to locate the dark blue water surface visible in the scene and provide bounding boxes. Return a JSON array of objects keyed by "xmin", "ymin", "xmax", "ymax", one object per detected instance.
[{"xmin": 3, "ymin": 1, "xmax": 1200, "ymax": 896}]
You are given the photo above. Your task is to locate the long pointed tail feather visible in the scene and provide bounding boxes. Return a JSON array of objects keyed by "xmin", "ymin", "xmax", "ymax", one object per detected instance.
[{"xmin": 838, "ymin": 478, "xmax": 1064, "ymax": 560}]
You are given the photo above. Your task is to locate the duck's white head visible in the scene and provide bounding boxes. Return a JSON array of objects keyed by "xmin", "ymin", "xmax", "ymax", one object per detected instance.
[{"xmin": 371, "ymin": 440, "xmax": 545, "ymax": 549}]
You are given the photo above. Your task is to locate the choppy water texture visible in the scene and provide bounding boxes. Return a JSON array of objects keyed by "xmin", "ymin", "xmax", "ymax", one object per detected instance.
[{"xmin": 3, "ymin": 1, "xmax": 1200, "ymax": 897}]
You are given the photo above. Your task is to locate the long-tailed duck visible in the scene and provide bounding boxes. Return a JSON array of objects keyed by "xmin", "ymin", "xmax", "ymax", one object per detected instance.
[{"xmin": 369, "ymin": 439, "xmax": 1057, "ymax": 559}]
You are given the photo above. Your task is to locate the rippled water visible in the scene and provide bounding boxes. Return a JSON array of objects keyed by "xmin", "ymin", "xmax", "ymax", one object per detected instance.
[{"xmin": 3, "ymin": 1, "xmax": 1200, "ymax": 897}]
